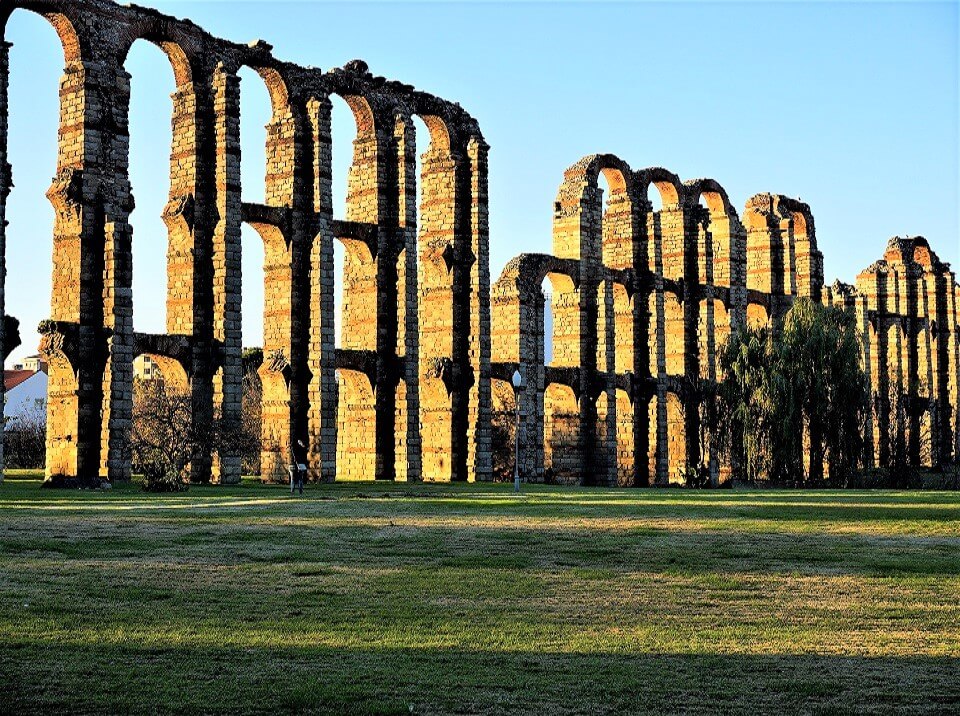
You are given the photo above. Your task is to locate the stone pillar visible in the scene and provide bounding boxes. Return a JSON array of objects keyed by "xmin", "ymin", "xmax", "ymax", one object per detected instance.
[
  {"xmin": 653, "ymin": 198, "xmax": 690, "ymax": 484},
  {"xmin": 681, "ymin": 204, "xmax": 702, "ymax": 481},
  {"xmin": 419, "ymin": 129, "xmax": 467, "ymax": 481},
  {"xmin": 744, "ymin": 194, "xmax": 786, "ymax": 321},
  {"xmin": 645, "ymin": 204, "xmax": 670, "ymax": 485},
  {"xmin": 394, "ymin": 115, "xmax": 421, "ymax": 481},
  {"xmin": 596, "ymin": 277, "xmax": 617, "ymax": 486},
  {"xmin": 162, "ymin": 70, "xmax": 218, "ymax": 483},
  {"xmin": 552, "ymin": 179, "xmax": 601, "ymax": 485},
  {"xmin": 308, "ymin": 95, "xmax": 337, "ymax": 482},
  {"xmin": 335, "ymin": 101, "xmax": 399, "ymax": 481},
  {"xmin": 42, "ymin": 49, "xmax": 122, "ymax": 483},
  {"xmin": 98, "ymin": 56, "xmax": 136, "ymax": 484},
  {"xmin": 467, "ymin": 135, "xmax": 491, "ymax": 482},
  {"xmin": 255, "ymin": 85, "xmax": 311, "ymax": 482},
  {"xmin": 211, "ymin": 63, "xmax": 242, "ymax": 483}
]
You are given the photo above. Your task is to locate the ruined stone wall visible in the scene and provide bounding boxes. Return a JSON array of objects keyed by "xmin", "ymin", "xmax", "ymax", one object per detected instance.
[
  {"xmin": 824, "ymin": 237, "xmax": 960, "ymax": 470},
  {"xmin": 2, "ymin": 2, "xmax": 956, "ymax": 486},
  {"xmin": 493, "ymin": 154, "xmax": 959, "ymax": 485},
  {"xmin": 0, "ymin": 0, "xmax": 490, "ymax": 484}
]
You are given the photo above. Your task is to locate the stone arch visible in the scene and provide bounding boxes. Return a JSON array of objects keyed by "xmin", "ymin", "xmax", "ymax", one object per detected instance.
[
  {"xmin": 746, "ymin": 300, "xmax": 769, "ymax": 329},
  {"xmin": 1, "ymin": 9, "xmax": 83, "ymax": 65},
  {"xmin": 133, "ymin": 352, "xmax": 189, "ymax": 392},
  {"xmin": 544, "ymin": 381, "xmax": 581, "ymax": 484},
  {"xmin": 663, "ymin": 291, "xmax": 685, "ymax": 376},
  {"xmin": 636, "ymin": 167, "xmax": 684, "ymax": 281},
  {"xmin": 552, "ymin": 153, "xmax": 636, "ymax": 265},
  {"xmin": 685, "ymin": 178, "xmax": 744, "ymax": 290},
  {"xmin": 613, "ymin": 387, "xmax": 635, "ymax": 486},
  {"xmin": 335, "ymin": 367, "xmax": 377, "ymax": 480},
  {"xmin": 489, "ymin": 376, "xmax": 518, "ymax": 481},
  {"xmin": 123, "ymin": 37, "xmax": 181, "ymax": 337},
  {"xmin": 664, "ymin": 390, "xmax": 686, "ymax": 484}
]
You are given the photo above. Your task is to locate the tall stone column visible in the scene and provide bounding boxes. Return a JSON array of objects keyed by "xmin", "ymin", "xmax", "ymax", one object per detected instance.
[
  {"xmin": 466, "ymin": 135, "xmax": 491, "ymax": 482},
  {"xmin": 255, "ymin": 85, "xmax": 311, "ymax": 482},
  {"xmin": 163, "ymin": 71, "xmax": 218, "ymax": 483},
  {"xmin": 419, "ymin": 134, "xmax": 469, "ymax": 481},
  {"xmin": 394, "ymin": 114, "xmax": 421, "ymax": 481},
  {"xmin": 308, "ymin": 95, "xmax": 337, "ymax": 482},
  {"xmin": 98, "ymin": 56, "xmax": 136, "ymax": 483},
  {"xmin": 212, "ymin": 63, "xmax": 242, "ymax": 483},
  {"xmin": 552, "ymin": 180, "xmax": 601, "ymax": 484},
  {"xmin": 42, "ymin": 49, "xmax": 124, "ymax": 484},
  {"xmin": 335, "ymin": 100, "xmax": 399, "ymax": 481}
]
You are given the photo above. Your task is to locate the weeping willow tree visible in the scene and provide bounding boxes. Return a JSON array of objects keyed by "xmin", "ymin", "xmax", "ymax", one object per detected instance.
[{"xmin": 718, "ymin": 299, "xmax": 869, "ymax": 486}]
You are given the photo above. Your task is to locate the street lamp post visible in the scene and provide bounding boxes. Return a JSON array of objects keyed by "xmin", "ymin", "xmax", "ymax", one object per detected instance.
[{"xmin": 512, "ymin": 369, "xmax": 523, "ymax": 493}]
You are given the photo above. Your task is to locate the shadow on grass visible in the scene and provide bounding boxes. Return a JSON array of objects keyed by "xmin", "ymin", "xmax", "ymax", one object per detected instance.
[{"xmin": 1, "ymin": 643, "xmax": 957, "ymax": 715}]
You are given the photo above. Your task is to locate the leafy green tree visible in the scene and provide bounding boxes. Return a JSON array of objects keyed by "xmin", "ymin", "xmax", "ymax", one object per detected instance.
[{"xmin": 719, "ymin": 299, "xmax": 869, "ymax": 485}]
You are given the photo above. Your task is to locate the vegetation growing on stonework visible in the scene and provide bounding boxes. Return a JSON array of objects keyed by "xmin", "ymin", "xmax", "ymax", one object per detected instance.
[{"xmin": 718, "ymin": 298, "xmax": 869, "ymax": 486}]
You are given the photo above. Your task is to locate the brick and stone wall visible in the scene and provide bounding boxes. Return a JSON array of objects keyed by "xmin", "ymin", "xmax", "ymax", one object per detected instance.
[
  {"xmin": 1, "ymin": 2, "xmax": 956, "ymax": 485},
  {"xmin": 492, "ymin": 154, "xmax": 959, "ymax": 485},
  {"xmin": 1, "ymin": 0, "xmax": 490, "ymax": 484}
]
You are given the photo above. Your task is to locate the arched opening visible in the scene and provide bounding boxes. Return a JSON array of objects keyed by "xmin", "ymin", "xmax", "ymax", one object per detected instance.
[
  {"xmin": 746, "ymin": 302, "xmax": 769, "ymax": 329},
  {"xmin": 237, "ymin": 65, "xmax": 270, "ymax": 353},
  {"xmin": 412, "ymin": 115, "xmax": 431, "ymax": 232},
  {"xmin": 613, "ymin": 283, "xmax": 633, "ymax": 374},
  {"xmin": 646, "ymin": 180, "xmax": 682, "ymax": 281},
  {"xmin": 331, "ymin": 94, "xmax": 376, "ymax": 353},
  {"xmin": 647, "ymin": 183, "xmax": 664, "ymax": 212},
  {"xmin": 664, "ymin": 293, "xmax": 685, "ymax": 376},
  {"xmin": 545, "ymin": 271, "xmax": 578, "ymax": 368},
  {"xmin": 598, "ymin": 168, "xmax": 633, "ymax": 270},
  {"xmin": 595, "ymin": 390, "xmax": 613, "ymax": 484},
  {"xmin": 0, "ymin": 11, "xmax": 64, "ymax": 477},
  {"xmin": 701, "ymin": 190, "xmax": 735, "ymax": 287},
  {"xmin": 416, "ymin": 111, "xmax": 462, "ymax": 482},
  {"xmin": 614, "ymin": 388, "xmax": 634, "ymax": 486},
  {"xmin": 333, "ymin": 239, "xmax": 345, "ymax": 349},
  {"xmin": 665, "ymin": 391, "xmax": 686, "ymax": 484},
  {"xmin": 330, "ymin": 94, "xmax": 357, "ymax": 220},
  {"xmin": 541, "ymin": 277, "xmax": 553, "ymax": 365},
  {"xmin": 125, "ymin": 40, "xmax": 176, "ymax": 336},
  {"xmin": 544, "ymin": 382, "xmax": 580, "ymax": 484},
  {"xmin": 490, "ymin": 377, "xmax": 517, "ymax": 481},
  {"xmin": 335, "ymin": 368, "xmax": 376, "ymax": 480}
]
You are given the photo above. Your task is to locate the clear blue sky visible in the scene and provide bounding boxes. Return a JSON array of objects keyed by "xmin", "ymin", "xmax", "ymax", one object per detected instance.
[{"xmin": 4, "ymin": 1, "xmax": 958, "ymax": 366}]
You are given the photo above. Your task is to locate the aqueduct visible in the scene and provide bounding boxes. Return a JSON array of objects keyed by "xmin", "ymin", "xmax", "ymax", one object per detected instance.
[{"xmin": 1, "ymin": 0, "xmax": 958, "ymax": 485}]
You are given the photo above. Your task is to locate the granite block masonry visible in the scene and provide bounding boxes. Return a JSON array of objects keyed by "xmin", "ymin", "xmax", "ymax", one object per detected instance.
[{"xmin": 1, "ymin": 1, "xmax": 956, "ymax": 485}]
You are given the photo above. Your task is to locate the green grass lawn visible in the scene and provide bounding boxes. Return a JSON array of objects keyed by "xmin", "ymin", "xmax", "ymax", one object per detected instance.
[{"xmin": 1, "ymin": 473, "xmax": 958, "ymax": 715}]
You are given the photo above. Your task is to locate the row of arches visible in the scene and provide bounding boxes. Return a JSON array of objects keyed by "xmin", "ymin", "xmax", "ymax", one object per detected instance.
[
  {"xmin": 491, "ymin": 154, "xmax": 826, "ymax": 486},
  {"xmin": 0, "ymin": 1, "xmax": 492, "ymax": 484}
]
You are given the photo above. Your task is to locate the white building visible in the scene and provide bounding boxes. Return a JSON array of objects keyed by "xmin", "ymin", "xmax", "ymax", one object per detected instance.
[
  {"xmin": 3, "ymin": 369, "xmax": 48, "ymax": 430},
  {"xmin": 11, "ymin": 355, "xmax": 47, "ymax": 373}
]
